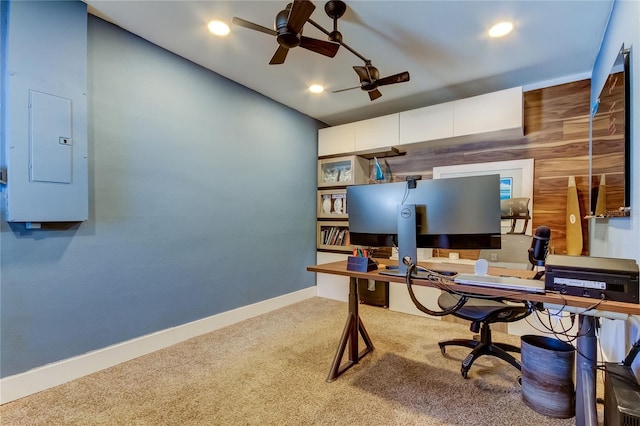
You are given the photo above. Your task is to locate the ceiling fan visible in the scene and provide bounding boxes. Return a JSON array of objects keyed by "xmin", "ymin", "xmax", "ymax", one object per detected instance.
[
  {"xmin": 232, "ymin": 0, "xmax": 339, "ymax": 65},
  {"xmin": 307, "ymin": 1, "xmax": 411, "ymax": 101},
  {"xmin": 333, "ymin": 62, "xmax": 411, "ymax": 101}
]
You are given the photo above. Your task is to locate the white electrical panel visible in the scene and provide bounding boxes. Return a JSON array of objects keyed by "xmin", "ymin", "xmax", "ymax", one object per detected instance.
[{"xmin": 4, "ymin": 84, "xmax": 88, "ymax": 223}]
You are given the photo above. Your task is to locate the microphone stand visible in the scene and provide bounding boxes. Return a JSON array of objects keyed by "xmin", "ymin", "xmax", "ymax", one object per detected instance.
[{"xmin": 528, "ymin": 248, "xmax": 546, "ymax": 280}]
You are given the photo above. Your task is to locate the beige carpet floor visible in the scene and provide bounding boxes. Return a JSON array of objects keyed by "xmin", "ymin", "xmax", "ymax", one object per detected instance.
[{"xmin": 1, "ymin": 297, "xmax": 601, "ymax": 425}]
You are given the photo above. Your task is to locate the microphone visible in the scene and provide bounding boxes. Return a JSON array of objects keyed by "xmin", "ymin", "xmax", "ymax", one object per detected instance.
[{"xmin": 529, "ymin": 225, "xmax": 551, "ymax": 267}]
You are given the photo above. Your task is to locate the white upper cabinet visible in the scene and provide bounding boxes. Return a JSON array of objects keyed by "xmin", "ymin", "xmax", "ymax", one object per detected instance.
[
  {"xmin": 318, "ymin": 123, "xmax": 356, "ymax": 157},
  {"xmin": 318, "ymin": 114, "xmax": 399, "ymax": 156},
  {"xmin": 399, "ymin": 102, "xmax": 454, "ymax": 145},
  {"xmin": 354, "ymin": 113, "xmax": 399, "ymax": 152},
  {"xmin": 453, "ymin": 87, "xmax": 523, "ymax": 138},
  {"xmin": 319, "ymin": 87, "xmax": 523, "ymax": 156}
]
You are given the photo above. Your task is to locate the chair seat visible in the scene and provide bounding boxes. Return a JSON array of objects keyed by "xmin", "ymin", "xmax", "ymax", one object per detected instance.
[{"xmin": 438, "ymin": 292, "xmax": 529, "ymax": 324}]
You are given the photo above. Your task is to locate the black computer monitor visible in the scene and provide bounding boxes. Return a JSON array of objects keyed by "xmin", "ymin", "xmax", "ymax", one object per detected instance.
[
  {"xmin": 347, "ymin": 174, "xmax": 502, "ymax": 274},
  {"xmin": 346, "ymin": 181, "xmax": 407, "ymax": 248}
]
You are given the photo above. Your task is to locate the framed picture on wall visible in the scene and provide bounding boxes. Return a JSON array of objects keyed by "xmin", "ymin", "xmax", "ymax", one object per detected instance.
[{"xmin": 500, "ymin": 177, "xmax": 513, "ymax": 200}]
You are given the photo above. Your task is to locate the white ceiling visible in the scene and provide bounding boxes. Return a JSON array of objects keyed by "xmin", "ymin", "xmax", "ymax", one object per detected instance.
[{"xmin": 85, "ymin": 0, "xmax": 613, "ymax": 126}]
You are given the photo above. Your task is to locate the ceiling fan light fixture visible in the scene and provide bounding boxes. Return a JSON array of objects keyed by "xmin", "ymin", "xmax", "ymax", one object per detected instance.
[
  {"xmin": 208, "ymin": 20, "xmax": 230, "ymax": 36},
  {"xmin": 309, "ymin": 84, "xmax": 325, "ymax": 94},
  {"xmin": 489, "ymin": 21, "xmax": 513, "ymax": 38}
]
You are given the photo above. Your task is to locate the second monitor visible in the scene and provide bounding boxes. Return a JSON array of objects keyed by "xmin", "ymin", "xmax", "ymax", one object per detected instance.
[{"xmin": 347, "ymin": 174, "xmax": 502, "ymax": 275}]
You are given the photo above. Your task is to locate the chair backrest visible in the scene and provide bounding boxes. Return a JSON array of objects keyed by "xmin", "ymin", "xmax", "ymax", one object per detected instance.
[
  {"xmin": 478, "ymin": 233, "xmax": 532, "ymax": 269},
  {"xmin": 501, "ymin": 197, "xmax": 531, "ymax": 234},
  {"xmin": 500, "ymin": 197, "xmax": 530, "ymax": 218}
]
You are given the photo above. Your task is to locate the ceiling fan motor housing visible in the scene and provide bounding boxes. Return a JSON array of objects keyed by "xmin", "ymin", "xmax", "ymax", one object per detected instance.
[
  {"xmin": 361, "ymin": 82, "xmax": 377, "ymax": 91},
  {"xmin": 275, "ymin": 7, "xmax": 300, "ymax": 48}
]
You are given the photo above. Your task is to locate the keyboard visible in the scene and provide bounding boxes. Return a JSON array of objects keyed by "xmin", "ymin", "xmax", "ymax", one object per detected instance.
[{"xmin": 454, "ymin": 273, "xmax": 545, "ymax": 293}]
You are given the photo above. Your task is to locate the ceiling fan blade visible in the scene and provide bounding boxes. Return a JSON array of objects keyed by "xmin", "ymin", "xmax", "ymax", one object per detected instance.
[
  {"xmin": 368, "ymin": 89, "xmax": 383, "ymax": 101},
  {"xmin": 353, "ymin": 66, "xmax": 370, "ymax": 82},
  {"xmin": 376, "ymin": 71, "xmax": 410, "ymax": 87},
  {"xmin": 232, "ymin": 17, "xmax": 276, "ymax": 36},
  {"xmin": 332, "ymin": 85, "xmax": 360, "ymax": 94},
  {"xmin": 287, "ymin": 0, "xmax": 315, "ymax": 34},
  {"xmin": 269, "ymin": 46, "xmax": 289, "ymax": 65},
  {"xmin": 299, "ymin": 36, "xmax": 339, "ymax": 58}
]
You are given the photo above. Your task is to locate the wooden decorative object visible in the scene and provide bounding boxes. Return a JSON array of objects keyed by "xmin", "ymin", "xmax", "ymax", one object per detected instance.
[
  {"xmin": 595, "ymin": 174, "xmax": 607, "ymax": 216},
  {"xmin": 566, "ymin": 176, "xmax": 583, "ymax": 255}
]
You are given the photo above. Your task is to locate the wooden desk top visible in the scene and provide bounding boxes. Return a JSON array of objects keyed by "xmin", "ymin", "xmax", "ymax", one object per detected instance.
[{"xmin": 307, "ymin": 260, "xmax": 640, "ymax": 316}]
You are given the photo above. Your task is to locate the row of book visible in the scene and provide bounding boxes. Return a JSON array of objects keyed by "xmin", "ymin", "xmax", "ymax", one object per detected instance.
[{"xmin": 320, "ymin": 226, "xmax": 350, "ymax": 247}]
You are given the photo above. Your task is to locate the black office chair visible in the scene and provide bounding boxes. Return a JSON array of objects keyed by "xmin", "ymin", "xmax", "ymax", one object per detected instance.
[
  {"xmin": 402, "ymin": 256, "xmax": 533, "ymax": 379},
  {"xmin": 436, "ymin": 227, "xmax": 550, "ymax": 378},
  {"xmin": 437, "ymin": 292, "xmax": 531, "ymax": 378}
]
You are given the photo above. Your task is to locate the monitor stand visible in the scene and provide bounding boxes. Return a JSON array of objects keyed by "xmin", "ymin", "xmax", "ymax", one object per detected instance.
[
  {"xmin": 379, "ymin": 205, "xmax": 427, "ymax": 279},
  {"xmin": 396, "ymin": 204, "xmax": 417, "ymax": 275},
  {"xmin": 378, "ymin": 204, "xmax": 458, "ymax": 279}
]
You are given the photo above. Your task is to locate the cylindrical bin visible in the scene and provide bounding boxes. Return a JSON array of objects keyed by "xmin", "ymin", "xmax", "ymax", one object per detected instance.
[{"xmin": 520, "ymin": 335, "xmax": 576, "ymax": 418}]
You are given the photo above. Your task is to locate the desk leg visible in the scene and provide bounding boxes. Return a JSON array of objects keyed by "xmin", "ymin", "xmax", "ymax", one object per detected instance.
[
  {"xmin": 326, "ymin": 277, "xmax": 374, "ymax": 382},
  {"xmin": 575, "ymin": 314, "xmax": 598, "ymax": 426}
]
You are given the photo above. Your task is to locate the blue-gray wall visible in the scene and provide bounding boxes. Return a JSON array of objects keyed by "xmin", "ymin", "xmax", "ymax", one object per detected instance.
[{"xmin": 1, "ymin": 3, "xmax": 319, "ymax": 377}]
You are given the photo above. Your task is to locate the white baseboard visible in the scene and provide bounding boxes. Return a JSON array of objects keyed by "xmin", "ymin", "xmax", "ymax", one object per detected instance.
[{"xmin": 0, "ymin": 287, "xmax": 316, "ymax": 405}]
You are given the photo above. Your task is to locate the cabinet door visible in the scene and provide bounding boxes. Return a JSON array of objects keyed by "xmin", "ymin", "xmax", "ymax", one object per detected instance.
[
  {"xmin": 453, "ymin": 87, "xmax": 523, "ymax": 137},
  {"xmin": 399, "ymin": 102, "xmax": 454, "ymax": 145},
  {"xmin": 354, "ymin": 113, "xmax": 399, "ymax": 152},
  {"xmin": 318, "ymin": 123, "xmax": 356, "ymax": 157},
  {"xmin": 317, "ymin": 155, "xmax": 368, "ymax": 188},
  {"xmin": 316, "ymin": 251, "xmax": 350, "ymax": 301}
]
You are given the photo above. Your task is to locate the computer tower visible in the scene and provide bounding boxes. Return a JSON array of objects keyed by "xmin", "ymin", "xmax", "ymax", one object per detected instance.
[
  {"xmin": 603, "ymin": 362, "xmax": 640, "ymax": 425},
  {"xmin": 358, "ymin": 279, "xmax": 389, "ymax": 308}
]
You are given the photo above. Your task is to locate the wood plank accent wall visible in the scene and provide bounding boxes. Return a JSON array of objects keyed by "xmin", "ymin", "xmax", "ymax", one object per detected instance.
[{"xmin": 376, "ymin": 79, "xmax": 593, "ymax": 256}]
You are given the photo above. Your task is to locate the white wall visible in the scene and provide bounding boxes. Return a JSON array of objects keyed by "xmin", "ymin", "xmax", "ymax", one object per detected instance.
[{"xmin": 589, "ymin": 0, "xmax": 640, "ymax": 375}]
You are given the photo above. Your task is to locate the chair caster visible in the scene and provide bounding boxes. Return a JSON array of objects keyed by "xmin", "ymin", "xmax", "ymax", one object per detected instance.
[
  {"xmin": 461, "ymin": 368, "xmax": 469, "ymax": 379},
  {"xmin": 439, "ymin": 344, "xmax": 446, "ymax": 355}
]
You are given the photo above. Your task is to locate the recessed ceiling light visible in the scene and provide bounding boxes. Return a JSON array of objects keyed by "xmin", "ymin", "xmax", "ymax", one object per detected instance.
[
  {"xmin": 489, "ymin": 21, "xmax": 513, "ymax": 38},
  {"xmin": 208, "ymin": 20, "xmax": 230, "ymax": 36},
  {"xmin": 309, "ymin": 84, "xmax": 324, "ymax": 94}
]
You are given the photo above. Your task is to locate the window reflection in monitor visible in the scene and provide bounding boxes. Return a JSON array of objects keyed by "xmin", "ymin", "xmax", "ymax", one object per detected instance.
[{"xmin": 346, "ymin": 174, "xmax": 502, "ymax": 275}]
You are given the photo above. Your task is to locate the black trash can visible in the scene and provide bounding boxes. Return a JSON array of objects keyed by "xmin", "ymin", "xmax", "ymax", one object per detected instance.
[{"xmin": 520, "ymin": 335, "xmax": 576, "ymax": 419}]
